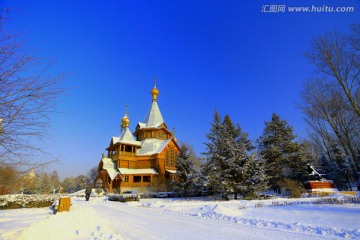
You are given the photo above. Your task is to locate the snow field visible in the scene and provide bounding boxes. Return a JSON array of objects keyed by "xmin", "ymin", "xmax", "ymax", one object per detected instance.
[
  {"xmin": 18, "ymin": 199, "xmax": 123, "ymax": 240},
  {"xmin": 139, "ymin": 197, "xmax": 360, "ymax": 239},
  {"xmin": 0, "ymin": 195, "xmax": 359, "ymax": 239}
]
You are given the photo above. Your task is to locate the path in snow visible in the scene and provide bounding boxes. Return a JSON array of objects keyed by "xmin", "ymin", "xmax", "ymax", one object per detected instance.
[
  {"xmin": 92, "ymin": 200, "xmax": 332, "ymax": 240},
  {"xmin": 2, "ymin": 197, "xmax": 357, "ymax": 240}
]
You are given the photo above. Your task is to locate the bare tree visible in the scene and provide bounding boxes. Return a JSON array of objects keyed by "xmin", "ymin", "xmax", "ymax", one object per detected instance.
[
  {"xmin": 306, "ymin": 24, "xmax": 360, "ymax": 118},
  {"xmin": 0, "ymin": 16, "xmax": 65, "ymax": 172},
  {"xmin": 301, "ymin": 79, "xmax": 359, "ymax": 178},
  {"xmin": 87, "ymin": 166, "xmax": 99, "ymax": 186},
  {"xmin": 301, "ymin": 24, "xmax": 360, "ymax": 182}
]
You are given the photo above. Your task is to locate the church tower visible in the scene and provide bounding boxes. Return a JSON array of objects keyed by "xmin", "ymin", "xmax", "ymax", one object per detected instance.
[
  {"xmin": 134, "ymin": 78, "xmax": 175, "ymax": 141},
  {"xmin": 97, "ymin": 78, "xmax": 180, "ymax": 193}
]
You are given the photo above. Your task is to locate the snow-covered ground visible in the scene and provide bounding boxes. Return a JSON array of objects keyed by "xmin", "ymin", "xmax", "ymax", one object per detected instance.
[{"xmin": 0, "ymin": 194, "xmax": 359, "ymax": 240}]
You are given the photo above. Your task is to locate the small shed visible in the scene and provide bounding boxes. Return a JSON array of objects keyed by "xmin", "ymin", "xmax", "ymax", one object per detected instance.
[{"xmin": 59, "ymin": 197, "xmax": 71, "ymax": 212}]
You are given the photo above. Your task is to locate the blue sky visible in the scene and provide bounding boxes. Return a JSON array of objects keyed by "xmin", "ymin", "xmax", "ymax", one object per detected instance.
[{"xmin": 2, "ymin": 0, "xmax": 359, "ymax": 179}]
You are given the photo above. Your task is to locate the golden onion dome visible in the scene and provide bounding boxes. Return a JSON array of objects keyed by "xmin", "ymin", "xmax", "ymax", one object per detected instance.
[
  {"xmin": 121, "ymin": 115, "xmax": 130, "ymax": 128},
  {"xmin": 151, "ymin": 77, "xmax": 160, "ymax": 101},
  {"xmin": 121, "ymin": 105, "xmax": 130, "ymax": 128},
  {"xmin": 151, "ymin": 87, "xmax": 159, "ymax": 101}
]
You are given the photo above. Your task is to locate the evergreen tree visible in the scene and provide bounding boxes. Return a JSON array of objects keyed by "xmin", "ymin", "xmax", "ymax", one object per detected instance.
[
  {"xmin": 171, "ymin": 144, "xmax": 198, "ymax": 198},
  {"xmin": 201, "ymin": 110, "xmax": 224, "ymax": 195},
  {"xmin": 257, "ymin": 113, "xmax": 305, "ymax": 193},
  {"xmin": 325, "ymin": 145, "xmax": 353, "ymax": 190},
  {"xmin": 333, "ymin": 146, "xmax": 353, "ymax": 190},
  {"xmin": 319, "ymin": 154, "xmax": 341, "ymax": 185},
  {"xmin": 240, "ymin": 153, "xmax": 268, "ymax": 199},
  {"xmin": 221, "ymin": 115, "xmax": 254, "ymax": 199},
  {"xmin": 202, "ymin": 111, "xmax": 268, "ymax": 199}
]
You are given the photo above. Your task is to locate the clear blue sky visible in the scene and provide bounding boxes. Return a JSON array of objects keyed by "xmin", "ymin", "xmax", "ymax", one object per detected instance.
[{"xmin": 2, "ymin": 0, "xmax": 359, "ymax": 179}]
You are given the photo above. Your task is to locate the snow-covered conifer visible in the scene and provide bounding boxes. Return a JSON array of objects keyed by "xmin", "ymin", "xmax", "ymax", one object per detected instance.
[
  {"xmin": 202, "ymin": 111, "xmax": 267, "ymax": 199},
  {"xmin": 257, "ymin": 113, "xmax": 304, "ymax": 193},
  {"xmin": 319, "ymin": 145, "xmax": 352, "ymax": 190},
  {"xmin": 240, "ymin": 153, "xmax": 268, "ymax": 199},
  {"xmin": 201, "ymin": 110, "xmax": 225, "ymax": 195},
  {"xmin": 171, "ymin": 144, "xmax": 198, "ymax": 198}
]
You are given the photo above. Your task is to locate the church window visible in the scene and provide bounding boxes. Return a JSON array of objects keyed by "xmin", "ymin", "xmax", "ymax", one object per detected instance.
[
  {"xmin": 166, "ymin": 147, "xmax": 176, "ymax": 166},
  {"xmin": 166, "ymin": 150, "xmax": 170, "ymax": 166},
  {"xmin": 133, "ymin": 176, "xmax": 141, "ymax": 182},
  {"xmin": 170, "ymin": 148, "xmax": 174, "ymax": 166},
  {"xmin": 125, "ymin": 145, "xmax": 132, "ymax": 153}
]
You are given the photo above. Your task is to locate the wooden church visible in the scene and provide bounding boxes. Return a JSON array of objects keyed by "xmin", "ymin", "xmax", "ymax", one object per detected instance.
[{"xmin": 96, "ymin": 81, "xmax": 180, "ymax": 193}]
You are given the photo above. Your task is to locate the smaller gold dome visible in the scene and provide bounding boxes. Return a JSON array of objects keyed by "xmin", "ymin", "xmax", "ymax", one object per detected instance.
[
  {"xmin": 121, "ymin": 105, "xmax": 130, "ymax": 128},
  {"xmin": 121, "ymin": 115, "xmax": 130, "ymax": 128}
]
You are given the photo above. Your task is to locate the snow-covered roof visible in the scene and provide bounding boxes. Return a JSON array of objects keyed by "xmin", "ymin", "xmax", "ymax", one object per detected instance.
[
  {"xmin": 102, "ymin": 157, "xmax": 115, "ymax": 169},
  {"xmin": 137, "ymin": 122, "xmax": 146, "ymax": 129},
  {"xmin": 137, "ymin": 138, "xmax": 172, "ymax": 156},
  {"xmin": 112, "ymin": 128, "xmax": 141, "ymax": 147},
  {"xmin": 141, "ymin": 101, "xmax": 165, "ymax": 129},
  {"xmin": 118, "ymin": 168, "xmax": 158, "ymax": 175},
  {"xmin": 105, "ymin": 168, "xmax": 119, "ymax": 181},
  {"xmin": 166, "ymin": 169, "xmax": 176, "ymax": 174},
  {"xmin": 101, "ymin": 157, "xmax": 119, "ymax": 180}
]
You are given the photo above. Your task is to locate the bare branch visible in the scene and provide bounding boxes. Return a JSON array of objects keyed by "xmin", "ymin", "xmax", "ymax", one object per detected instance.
[{"xmin": 0, "ymin": 17, "xmax": 66, "ymax": 172}]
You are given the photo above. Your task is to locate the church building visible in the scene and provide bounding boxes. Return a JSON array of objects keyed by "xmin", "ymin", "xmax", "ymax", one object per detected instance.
[{"xmin": 96, "ymin": 81, "xmax": 180, "ymax": 193}]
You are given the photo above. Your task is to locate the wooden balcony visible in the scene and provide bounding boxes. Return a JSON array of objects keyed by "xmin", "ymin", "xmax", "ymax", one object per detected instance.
[{"xmin": 110, "ymin": 152, "xmax": 135, "ymax": 160}]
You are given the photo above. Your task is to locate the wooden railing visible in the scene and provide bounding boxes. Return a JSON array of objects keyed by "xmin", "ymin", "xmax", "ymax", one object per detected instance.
[{"xmin": 110, "ymin": 152, "xmax": 135, "ymax": 159}]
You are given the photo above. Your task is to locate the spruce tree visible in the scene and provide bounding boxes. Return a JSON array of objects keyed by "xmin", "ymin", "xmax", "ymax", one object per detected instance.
[
  {"xmin": 222, "ymin": 115, "xmax": 254, "ymax": 199},
  {"xmin": 171, "ymin": 144, "xmax": 197, "ymax": 198},
  {"xmin": 257, "ymin": 113, "xmax": 304, "ymax": 193},
  {"xmin": 201, "ymin": 110, "xmax": 224, "ymax": 195},
  {"xmin": 202, "ymin": 111, "xmax": 268, "ymax": 199},
  {"xmin": 331, "ymin": 145, "xmax": 352, "ymax": 190},
  {"xmin": 240, "ymin": 153, "xmax": 268, "ymax": 199}
]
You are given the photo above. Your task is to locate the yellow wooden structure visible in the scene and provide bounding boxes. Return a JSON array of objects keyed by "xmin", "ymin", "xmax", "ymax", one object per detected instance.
[
  {"xmin": 58, "ymin": 197, "xmax": 71, "ymax": 212},
  {"xmin": 96, "ymin": 81, "xmax": 180, "ymax": 193}
]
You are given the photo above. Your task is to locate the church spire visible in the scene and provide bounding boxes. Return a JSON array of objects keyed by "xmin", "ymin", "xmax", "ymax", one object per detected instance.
[
  {"xmin": 151, "ymin": 76, "xmax": 159, "ymax": 102},
  {"xmin": 143, "ymin": 78, "xmax": 165, "ymax": 128}
]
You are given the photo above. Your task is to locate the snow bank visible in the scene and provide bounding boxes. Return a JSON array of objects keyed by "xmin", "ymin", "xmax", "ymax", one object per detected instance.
[{"xmin": 0, "ymin": 194, "xmax": 58, "ymax": 209}]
